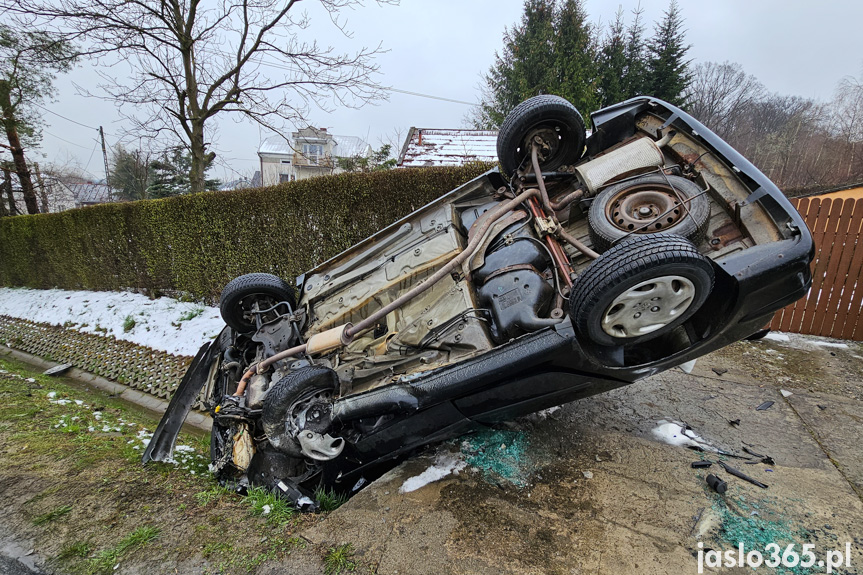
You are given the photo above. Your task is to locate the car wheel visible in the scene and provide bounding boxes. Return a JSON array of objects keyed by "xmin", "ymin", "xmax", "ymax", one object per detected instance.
[
  {"xmin": 570, "ymin": 235, "xmax": 714, "ymax": 347},
  {"xmin": 219, "ymin": 273, "xmax": 296, "ymax": 333},
  {"xmin": 261, "ymin": 366, "xmax": 342, "ymax": 459},
  {"xmin": 588, "ymin": 174, "xmax": 710, "ymax": 253},
  {"xmin": 497, "ymin": 95, "xmax": 586, "ymax": 177}
]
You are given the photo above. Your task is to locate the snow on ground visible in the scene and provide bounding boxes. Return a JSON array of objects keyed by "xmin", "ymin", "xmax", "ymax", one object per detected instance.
[
  {"xmin": 399, "ymin": 453, "xmax": 467, "ymax": 493},
  {"xmin": 0, "ymin": 287, "xmax": 224, "ymax": 356},
  {"xmin": 651, "ymin": 420, "xmax": 718, "ymax": 452}
]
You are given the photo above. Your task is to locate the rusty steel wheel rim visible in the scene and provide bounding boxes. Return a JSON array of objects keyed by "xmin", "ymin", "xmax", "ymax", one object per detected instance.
[{"xmin": 604, "ymin": 184, "xmax": 685, "ymax": 234}]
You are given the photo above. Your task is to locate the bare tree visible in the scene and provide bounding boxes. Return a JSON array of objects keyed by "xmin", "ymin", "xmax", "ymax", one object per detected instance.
[
  {"xmin": 687, "ymin": 61, "xmax": 764, "ymax": 139},
  {"xmin": 4, "ymin": 0, "xmax": 393, "ymax": 194},
  {"xmin": 830, "ymin": 69, "xmax": 863, "ymax": 181}
]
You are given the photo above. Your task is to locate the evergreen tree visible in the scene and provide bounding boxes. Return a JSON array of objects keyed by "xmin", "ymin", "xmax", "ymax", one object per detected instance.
[
  {"xmin": 646, "ymin": 0, "xmax": 691, "ymax": 106},
  {"xmin": 108, "ymin": 146, "xmax": 151, "ymax": 201},
  {"xmin": 553, "ymin": 0, "xmax": 599, "ymax": 114},
  {"xmin": 623, "ymin": 3, "xmax": 649, "ymax": 98},
  {"xmin": 147, "ymin": 148, "xmax": 219, "ymax": 198},
  {"xmin": 337, "ymin": 144, "xmax": 397, "ymax": 173},
  {"xmin": 473, "ymin": 0, "xmax": 557, "ymax": 128},
  {"xmin": 597, "ymin": 8, "xmax": 627, "ymax": 107}
]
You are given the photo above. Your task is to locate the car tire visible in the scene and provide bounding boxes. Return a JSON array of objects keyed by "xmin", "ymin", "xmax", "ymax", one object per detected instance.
[
  {"xmin": 570, "ymin": 235, "xmax": 714, "ymax": 347},
  {"xmin": 261, "ymin": 366, "xmax": 339, "ymax": 457},
  {"xmin": 588, "ymin": 174, "xmax": 710, "ymax": 253},
  {"xmin": 497, "ymin": 95, "xmax": 586, "ymax": 177},
  {"xmin": 219, "ymin": 273, "xmax": 296, "ymax": 333}
]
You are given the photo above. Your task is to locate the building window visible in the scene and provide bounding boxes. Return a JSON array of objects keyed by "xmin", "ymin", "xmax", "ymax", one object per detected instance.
[
  {"xmin": 279, "ymin": 173, "xmax": 291, "ymax": 183},
  {"xmin": 302, "ymin": 143, "xmax": 324, "ymax": 163}
]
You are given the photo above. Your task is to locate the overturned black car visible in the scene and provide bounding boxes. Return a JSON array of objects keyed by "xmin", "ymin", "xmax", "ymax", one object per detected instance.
[{"xmin": 144, "ymin": 95, "xmax": 813, "ymax": 508}]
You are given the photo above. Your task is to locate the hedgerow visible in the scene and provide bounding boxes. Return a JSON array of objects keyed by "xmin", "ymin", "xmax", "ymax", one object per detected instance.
[{"xmin": 0, "ymin": 164, "xmax": 493, "ymax": 301}]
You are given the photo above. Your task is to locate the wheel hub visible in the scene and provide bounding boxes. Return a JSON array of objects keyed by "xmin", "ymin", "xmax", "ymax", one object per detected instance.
[
  {"xmin": 605, "ymin": 184, "xmax": 685, "ymax": 233},
  {"xmin": 524, "ymin": 127, "xmax": 561, "ymax": 163},
  {"xmin": 601, "ymin": 275, "xmax": 696, "ymax": 338}
]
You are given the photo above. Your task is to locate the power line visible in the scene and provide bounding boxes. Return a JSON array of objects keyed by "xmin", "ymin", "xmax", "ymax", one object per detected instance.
[
  {"xmin": 386, "ymin": 87, "xmax": 474, "ymax": 106},
  {"xmin": 32, "ymin": 102, "xmax": 99, "ymax": 130},
  {"xmin": 251, "ymin": 55, "xmax": 477, "ymax": 106},
  {"xmin": 43, "ymin": 129, "xmax": 99, "ymax": 150}
]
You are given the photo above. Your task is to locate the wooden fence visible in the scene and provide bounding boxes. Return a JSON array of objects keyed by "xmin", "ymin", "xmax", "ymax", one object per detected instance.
[{"xmin": 769, "ymin": 196, "xmax": 863, "ymax": 341}]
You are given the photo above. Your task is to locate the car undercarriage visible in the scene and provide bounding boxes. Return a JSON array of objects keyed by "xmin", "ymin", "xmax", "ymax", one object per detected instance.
[{"xmin": 144, "ymin": 95, "xmax": 813, "ymax": 509}]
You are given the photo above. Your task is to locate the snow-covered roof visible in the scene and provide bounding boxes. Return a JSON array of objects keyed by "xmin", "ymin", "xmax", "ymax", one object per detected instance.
[
  {"xmin": 68, "ymin": 183, "xmax": 117, "ymax": 204},
  {"xmin": 333, "ymin": 135, "xmax": 371, "ymax": 158},
  {"xmin": 259, "ymin": 136, "xmax": 295, "ymax": 156},
  {"xmin": 397, "ymin": 128, "xmax": 498, "ymax": 168}
]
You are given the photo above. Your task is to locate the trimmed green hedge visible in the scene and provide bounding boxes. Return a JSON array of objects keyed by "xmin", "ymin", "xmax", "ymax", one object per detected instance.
[{"xmin": 0, "ymin": 164, "xmax": 493, "ymax": 302}]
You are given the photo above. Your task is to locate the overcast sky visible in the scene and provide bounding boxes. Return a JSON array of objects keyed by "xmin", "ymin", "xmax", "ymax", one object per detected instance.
[{"xmin": 32, "ymin": 0, "xmax": 863, "ymax": 183}]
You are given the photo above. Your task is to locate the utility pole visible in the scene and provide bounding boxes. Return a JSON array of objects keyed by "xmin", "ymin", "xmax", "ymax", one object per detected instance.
[{"xmin": 99, "ymin": 126, "xmax": 110, "ymax": 186}]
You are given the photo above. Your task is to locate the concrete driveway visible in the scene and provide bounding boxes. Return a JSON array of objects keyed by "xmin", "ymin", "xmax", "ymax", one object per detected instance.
[{"xmin": 301, "ymin": 334, "xmax": 863, "ymax": 574}]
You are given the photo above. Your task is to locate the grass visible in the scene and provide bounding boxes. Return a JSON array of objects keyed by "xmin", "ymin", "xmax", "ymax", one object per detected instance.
[
  {"xmin": 323, "ymin": 543, "xmax": 357, "ymax": 575},
  {"xmin": 122, "ymin": 315, "xmax": 136, "ymax": 332},
  {"xmin": 244, "ymin": 486, "xmax": 296, "ymax": 527},
  {"xmin": 85, "ymin": 526, "xmax": 160, "ymax": 575},
  {"xmin": 195, "ymin": 483, "xmax": 232, "ymax": 506},
  {"xmin": 33, "ymin": 504, "xmax": 73, "ymax": 525},
  {"xmin": 177, "ymin": 307, "xmax": 205, "ymax": 322},
  {"xmin": 315, "ymin": 487, "xmax": 348, "ymax": 512},
  {"xmin": 57, "ymin": 541, "xmax": 92, "ymax": 560}
]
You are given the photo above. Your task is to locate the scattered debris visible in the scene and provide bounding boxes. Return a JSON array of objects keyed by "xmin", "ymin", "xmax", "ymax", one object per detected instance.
[
  {"xmin": 691, "ymin": 460, "xmax": 714, "ymax": 469},
  {"xmin": 719, "ymin": 462, "xmax": 768, "ymax": 489},
  {"xmin": 755, "ymin": 401, "xmax": 774, "ymax": 411},
  {"xmin": 43, "ymin": 363, "xmax": 73, "ymax": 376},
  {"xmin": 581, "ymin": 470, "xmax": 593, "ymax": 479},
  {"xmin": 817, "ymin": 404, "xmax": 827, "ymax": 411},
  {"xmin": 706, "ymin": 474, "xmax": 727, "ymax": 494},
  {"xmin": 742, "ymin": 446, "xmax": 765, "ymax": 458},
  {"xmin": 711, "ymin": 367, "xmax": 728, "ymax": 376},
  {"xmin": 460, "ymin": 428, "xmax": 534, "ymax": 487},
  {"xmin": 780, "ymin": 389, "xmax": 793, "ymax": 398},
  {"xmin": 728, "ymin": 418, "xmax": 741, "ymax": 427}
]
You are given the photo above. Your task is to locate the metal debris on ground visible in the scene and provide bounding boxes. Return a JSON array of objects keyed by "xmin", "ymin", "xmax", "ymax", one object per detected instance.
[
  {"xmin": 755, "ymin": 401, "xmax": 775, "ymax": 411},
  {"xmin": 42, "ymin": 363, "xmax": 73, "ymax": 376},
  {"xmin": 711, "ymin": 367, "xmax": 728, "ymax": 376},
  {"xmin": 706, "ymin": 474, "xmax": 727, "ymax": 494},
  {"xmin": 691, "ymin": 460, "xmax": 714, "ymax": 469},
  {"xmin": 719, "ymin": 462, "xmax": 768, "ymax": 489}
]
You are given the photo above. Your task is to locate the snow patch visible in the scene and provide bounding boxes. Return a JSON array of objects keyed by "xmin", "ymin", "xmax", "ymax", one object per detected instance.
[
  {"xmin": 0, "ymin": 287, "xmax": 224, "ymax": 356},
  {"xmin": 809, "ymin": 341, "xmax": 849, "ymax": 349},
  {"xmin": 651, "ymin": 420, "xmax": 717, "ymax": 451},
  {"xmin": 763, "ymin": 333, "xmax": 790, "ymax": 342},
  {"xmin": 399, "ymin": 454, "xmax": 467, "ymax": 493}
]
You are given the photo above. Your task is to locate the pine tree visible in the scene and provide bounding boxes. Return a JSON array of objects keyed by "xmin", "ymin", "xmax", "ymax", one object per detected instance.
[
  {"xmin": 473, "ymin": 0, "xmax": 558, "ymax": 128},
  {"xmin": 147, "ymin": 148, "xmax": 219, "ymax": 198},
  {"xmin": 623, "ymin": 4, "xmax": 649, "ymax": 98},
  {"xmin": 553, "ymin": 0, "xmax": 599, "ymax": 114},
  {"xmin": 596, "ymin": 8, "xmax": 627, "ymax": 107},
  {"xmin": 646, "ymin": 0, "xmax": 691, "ymax": 106}
]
